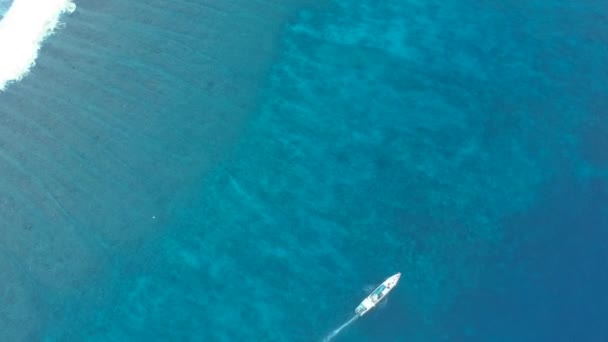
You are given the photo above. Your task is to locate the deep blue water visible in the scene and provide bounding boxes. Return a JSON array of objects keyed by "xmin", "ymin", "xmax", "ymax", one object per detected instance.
[{"xmin": 1, "ymin": 0, "xmax": 607, "ymax": 341}]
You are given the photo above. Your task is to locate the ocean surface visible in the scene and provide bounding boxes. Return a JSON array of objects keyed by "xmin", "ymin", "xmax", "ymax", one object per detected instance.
[
  {"xmin": 0, "ymin": 0, "xmax": 11, "ymax": 18},
  {"xmin": 0, "ymin": 0, "xmax": 607, "ymax": 341}
]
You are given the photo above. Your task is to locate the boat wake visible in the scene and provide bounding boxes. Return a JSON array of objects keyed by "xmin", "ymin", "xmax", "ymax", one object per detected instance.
[
  {"xmin": 321, "ymin": 273, "xmax": 401, "ymax": 341},
  {"xmin": 321, "ymin": 315, "xmax": 359, "ymax": 342}
]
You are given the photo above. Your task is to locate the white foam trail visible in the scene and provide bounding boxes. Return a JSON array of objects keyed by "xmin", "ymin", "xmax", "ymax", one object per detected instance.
[
  {"xmin": 322, "ymin": 315, "xmax": 359, "ymax": 342},
  {"xmin": 0, "ymin": 0, "xmax": 76, "ymax": 90}
]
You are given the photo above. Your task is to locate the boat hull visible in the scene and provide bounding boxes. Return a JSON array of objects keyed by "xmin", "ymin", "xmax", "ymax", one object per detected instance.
[{"xmin": 355, "ymin": 273, "xmax": 401, "ymax": 316}]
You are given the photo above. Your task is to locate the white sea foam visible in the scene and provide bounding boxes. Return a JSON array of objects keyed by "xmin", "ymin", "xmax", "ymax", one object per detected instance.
[{"xmin": 0, "ymin": 0, "xmax": 76, "ymax": 90}]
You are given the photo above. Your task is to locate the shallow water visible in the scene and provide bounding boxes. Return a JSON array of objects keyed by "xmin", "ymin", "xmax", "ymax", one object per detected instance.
[
  {"xmin": 0, "ymin": 0, "xmax": 314, "ymax": 340},
  {"xmin": 1, "ymin": 0, "xmax": 607, "ymax": 341},
  {"xmin": 0, "ymin": 0, "xmax": 11, "ymax": 16}
]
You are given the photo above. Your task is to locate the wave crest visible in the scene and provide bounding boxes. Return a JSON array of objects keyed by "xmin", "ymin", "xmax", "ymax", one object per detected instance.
[{"xmin": 0, "ymin": 0, "xmax": 76, "ymax": 90}]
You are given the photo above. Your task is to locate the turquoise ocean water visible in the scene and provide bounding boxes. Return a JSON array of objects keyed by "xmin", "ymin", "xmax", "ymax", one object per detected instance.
[
  {"xmin": 0, "ymin": 1, "xmax": 10, "ymax": 17},
  {"xmin": 0, "ymin": 0, "xmax": 607, "ymax": 341}
]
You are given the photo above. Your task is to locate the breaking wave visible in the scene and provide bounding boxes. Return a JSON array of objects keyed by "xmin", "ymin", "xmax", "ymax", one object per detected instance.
[{"xmin": 0, "ymin": 0, "xmax": 76, "ymax": 90}]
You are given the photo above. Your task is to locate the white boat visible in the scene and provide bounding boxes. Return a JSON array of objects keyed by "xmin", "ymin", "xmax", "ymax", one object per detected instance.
[{"xmin": 355, "ymin": 273, "xmax": 401, "ymax": 316}]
